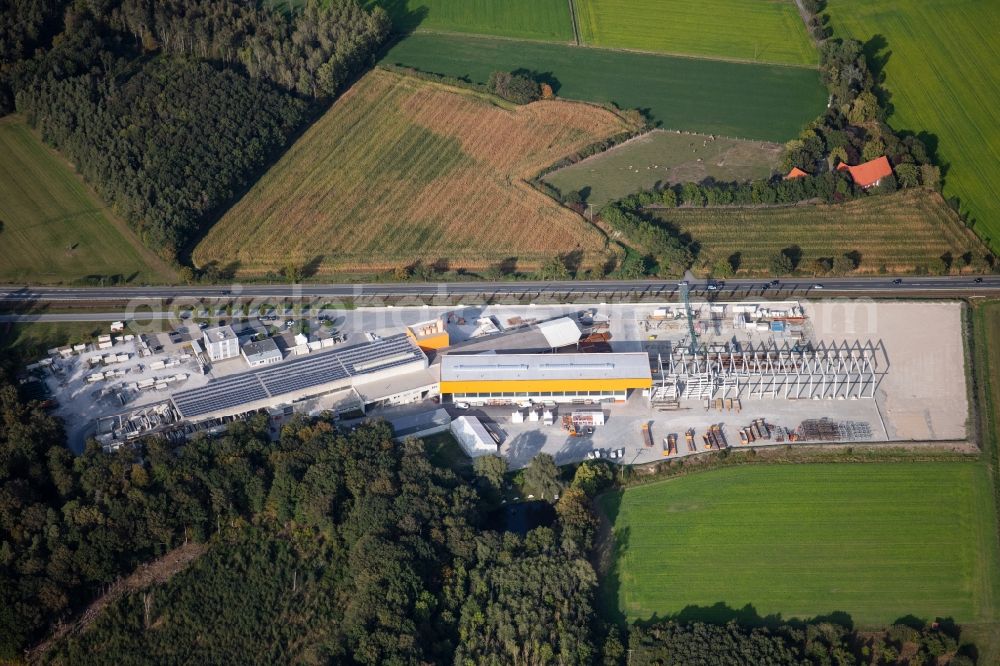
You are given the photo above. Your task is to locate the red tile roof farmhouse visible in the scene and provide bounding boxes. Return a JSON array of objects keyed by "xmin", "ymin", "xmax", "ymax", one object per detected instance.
[{"xmin": 837, "ymin": 156, "xmax": 893, "ymax": 188}]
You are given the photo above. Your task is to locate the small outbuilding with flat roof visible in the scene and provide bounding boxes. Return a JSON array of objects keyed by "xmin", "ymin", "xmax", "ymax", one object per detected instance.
[{"xmin": 241, "ymin": 338, "xmax": 282, "ymax": 368}]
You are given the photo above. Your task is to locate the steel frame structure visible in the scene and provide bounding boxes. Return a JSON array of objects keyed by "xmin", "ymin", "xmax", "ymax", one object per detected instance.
[{"xmin": 653, "ymin": 340, "xmax": 887, "ymax": 401}]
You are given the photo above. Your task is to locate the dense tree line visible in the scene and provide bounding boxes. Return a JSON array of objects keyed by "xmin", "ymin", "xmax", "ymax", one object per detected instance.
[
  {"xmin": 487, "ymin": 70, "xmax": 541, "ymax": 104},
  {"xmin": 0, "ymin": 0, "xmax": 388, "ymax": 260},
  {"xmin": 629, "ymin": 619, "xmax": 972, "ymax": 666},
  {"xmin": 599, "ymin": 203, "xmax": 692, "ymax": 278}
]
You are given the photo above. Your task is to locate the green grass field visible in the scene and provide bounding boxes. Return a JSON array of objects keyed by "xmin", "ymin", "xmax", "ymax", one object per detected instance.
[
  {"xmin": 544, "ymin": 130, "xmax": 783, "ymax": 206},
  {"xmin": 601, "ymin": 463, "xmax": 1000, "ymax": 627},
  {"xmin": 366, "ymin": 0, "xmax": 573, "ymax": 41},
  {"xmin": 576, "ymin": 0, "xmax": 816, "ymax": 66},
  {"xmin": 827, "ymin": 0, "xmax": 1000, "ymax": 252},
  {"xmin": 380, "ymin": 33, "xmax": 827, "ymax": 142},
  {"xmin": 0, "ymin": 320, "xmax": 109, "ymax": 363},
  {"xmin": 0, "ymin": 117, "xmax": 173, "ymax": 285},
  {"xmin": 653, "ymin": 189, "xmax": 987, "ymax": 275}
]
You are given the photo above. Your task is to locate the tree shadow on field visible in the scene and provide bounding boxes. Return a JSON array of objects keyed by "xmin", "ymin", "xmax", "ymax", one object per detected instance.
[
  {"xmin": 300, "ymin": 255, "xmax": 325, "ymax": 279},
  {"xmin": 862, "ymin": 34, "xmax": 894, "ymax": 115},
  {"xmin": 373, "ymin": 0, "xmax": 429, "ymax": 34},
  {"xmin": 632, "ymin": 602, "xmax": 856, "ymax": 634},
  {"xmin": 512, "ymin": 68, "xmax": 561, "ymax": 95},
  {"xmin": 595, "ymin": 488, "xmax": 628, "ymax": 626},
  {"xmin": 781, "ymin": 245, "xmax": 803, "ymax": 270}
]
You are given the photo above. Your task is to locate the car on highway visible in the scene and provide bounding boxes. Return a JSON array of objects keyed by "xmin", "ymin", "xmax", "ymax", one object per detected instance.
[
  {"xmin": 770, "ymin": 279, "xmax": 780, "ymax": 285},
  {"xmin": 892, "ymin": 278, "xmax": 903, "ymax": 285},
  {"xmin": 975, "ymin": 277, "xmax": 984, "ymax": 283},
  {"xmin": 812, "ymin": 284, "xmax": 824, "ymax": 289},
  {"xmin": 706, "ymin": 284, "xmax": 718, "ymax": 291}
]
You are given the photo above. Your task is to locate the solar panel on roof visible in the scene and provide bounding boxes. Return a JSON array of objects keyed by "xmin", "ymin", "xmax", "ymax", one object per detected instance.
[
  {"xmin": 172, "ymin": 375, "xmax": 270, "ymax": 418},
  {"xmin": 171, "ymin": 334, "xmax": 425, "ymax": 420}
]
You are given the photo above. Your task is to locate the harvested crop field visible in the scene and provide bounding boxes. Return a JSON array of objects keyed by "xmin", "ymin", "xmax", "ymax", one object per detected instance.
[
  {"xmin": 600, "ymin": 463, "xmax": 1000, "ymax": 626},
  {"xmin": 365, "ymin": 0, "xmax": 573, "ymax": 42},
  {"xmin": 0, "ymin": 117, "xmax": 174, "ymax": 285},
  {"xmin": 194, "ymin": 69, "xmax": 629, "ymax": 275},
  {"xmin": 650, "ymin": 190, "xmax": 988, "ymax": 275},
  {"xmin": 828, "ymin": 0, "xmax": 1000, "ymax": 252},
  {"xmin": 544, "ymin": 130, "xmax": 782, "ymax": 207},
  {"xmin": 380, "ymin": 32, "xmax": 827, "ymax": 142},
  {"xmin": 576, "ymin": 0, "xmax": 816, "ymax": 66}
]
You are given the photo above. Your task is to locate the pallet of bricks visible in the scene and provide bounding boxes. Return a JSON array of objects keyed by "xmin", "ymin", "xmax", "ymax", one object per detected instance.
[
  {"xmin": 738, "ymin": 418, "xmax": 773, "ymax": 445},
  {"xmin": 702, "ymin": 424, "xmax": 726, "ymax": 450}
]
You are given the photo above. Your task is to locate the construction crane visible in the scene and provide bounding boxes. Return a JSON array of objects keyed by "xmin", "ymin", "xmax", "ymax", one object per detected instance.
[{"xmin": 678, "ymin": 280, "xmax": 699, "ymax": 354}]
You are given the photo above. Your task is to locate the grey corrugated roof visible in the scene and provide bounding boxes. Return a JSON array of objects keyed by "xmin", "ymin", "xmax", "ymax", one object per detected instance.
[{"xmin": 440, "ymin": 352, "xmax": 651, "ymax": 382}]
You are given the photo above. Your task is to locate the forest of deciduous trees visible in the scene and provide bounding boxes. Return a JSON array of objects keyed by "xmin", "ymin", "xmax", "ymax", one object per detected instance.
[
  {"xmin": 0, "ymin": 0, "xmax": 389, "ymax": 261},
  {"xmin": 0, "ymin": 373, "xmax": 602, "ymax": 663}
]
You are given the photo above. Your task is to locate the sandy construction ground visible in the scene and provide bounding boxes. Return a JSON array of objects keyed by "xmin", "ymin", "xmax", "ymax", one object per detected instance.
[{"xmin": 806, "ymin": 300, "xmax": 967, "ymax": 441}]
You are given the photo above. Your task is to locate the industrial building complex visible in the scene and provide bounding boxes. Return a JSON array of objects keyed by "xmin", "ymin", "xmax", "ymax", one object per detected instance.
[{"xmin": 20, "ymin": 296, "xmax": 967, "ymax": 467}]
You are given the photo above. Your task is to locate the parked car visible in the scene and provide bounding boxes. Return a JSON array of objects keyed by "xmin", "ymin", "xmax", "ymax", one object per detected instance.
[{"xmin": 454, "ymin": 402, "xmax": 470, "ymax": 410}]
